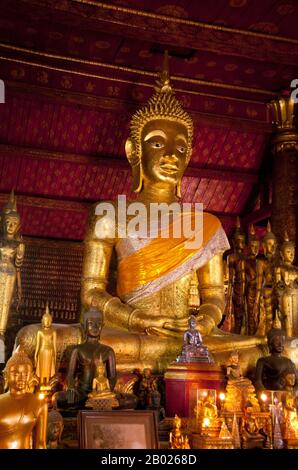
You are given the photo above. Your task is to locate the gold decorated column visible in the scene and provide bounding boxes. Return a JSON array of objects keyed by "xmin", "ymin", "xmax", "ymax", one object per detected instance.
[{"xmin": 270, "ymin": 96, "xmax": 298, "ymax": 253}]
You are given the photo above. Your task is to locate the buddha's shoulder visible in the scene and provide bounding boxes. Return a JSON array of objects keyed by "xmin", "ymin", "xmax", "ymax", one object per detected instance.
[{"xmin": 202, "ymin": 211, "xmax": 222, "ymax": 226}]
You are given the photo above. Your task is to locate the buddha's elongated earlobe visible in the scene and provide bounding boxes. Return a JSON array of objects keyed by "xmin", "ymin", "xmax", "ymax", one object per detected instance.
[
  {"xmin": 133, "ymin": 165, "xmax": 144, "ymax": 193},
  {"xmin": 175, "ymin": 180, "xmax": 181, "ymax": 199},
  {"xmin": 125, "ymin": 137, "xmax": 143, "ymax": 193}
]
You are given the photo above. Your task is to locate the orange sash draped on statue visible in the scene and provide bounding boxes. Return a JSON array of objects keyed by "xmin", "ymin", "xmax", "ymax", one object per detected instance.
[{"xmin": 117, "ymin": 212, "xmax": 225, "ymax": 302}]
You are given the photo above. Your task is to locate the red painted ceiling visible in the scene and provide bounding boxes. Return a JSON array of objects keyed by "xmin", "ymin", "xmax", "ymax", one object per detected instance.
[{"xmin": 0, "ymin": 0, "xmax": 297, "ymax": 240}]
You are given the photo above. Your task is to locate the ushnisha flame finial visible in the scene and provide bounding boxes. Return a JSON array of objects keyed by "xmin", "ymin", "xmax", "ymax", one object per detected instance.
[
  {"xmin": 248, "ymin": 223, "xmax": 258, "ymax": 241},
  {"xmin": 263, "ymin": 220, "xmax": 276, "ymax": 242},
  {"xmin": 155, "ymin": 50, "xmax": 172, "ymax": 94},
  {"xmin": 3, "ymin": 189, "xmax": 18, "ymax": 217}
]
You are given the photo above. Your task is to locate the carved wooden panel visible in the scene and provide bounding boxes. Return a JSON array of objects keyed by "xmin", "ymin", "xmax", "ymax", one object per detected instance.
[{"xmin": 17, "ymin": 237, "xmax": 83, "ymax": 324}]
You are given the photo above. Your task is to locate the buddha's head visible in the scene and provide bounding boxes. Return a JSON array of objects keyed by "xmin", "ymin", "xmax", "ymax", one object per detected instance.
[
  {"xmin": 126, "ymin": 53, "xmax": 193, "ymax": 197},
  {"xmin": 95, "ymin": 355, "xmax": 105, "ymax": 376},
  {"xmin": 188, "ymin": 315, "xmax": 197, "ymax": 329},
  {"xmin": 247, "ymin": 224, "xmax": 259, "ymax": 257},
  {"xmin": 281, "ymin": 369, "xmax": 296, "ymax": 389},
  {"xmin": 262, "ymin": 221, "xmax": 277, "ymax": 258},
  {"xmin": 143, "ymin": 367, "xmax": 152, "ymax": 379},
  {"xmin": 47, "ymin": 408, "xmax": 64, "ymax": 445},
  {"xmin": 84, "ymin": 306, "xmax": 104, "ymax": 339},
  {"xmin": 229, "ymin": 350, "xmax": 239, "ymax": 365},
  {"xmin": 1, "ymin": 190, "xmax": 21, "ymax": 240},
  {"xmin": 267, "ymin": 328, "xmax": 285, "ymax": 354},
  {"xmin": 280, "ymin": 232, "xmax": 295, "ymax": 264},
  {"xmin": 42, "ymin": 303, "xmax": 53, "ymax": 329},
  {"xmin": 4, "ymin": 347, "xmax": 33, "ymax": 394},
  {"xmin": 232, "ymin": 217, "xmax": 246, "ymax": 253}
]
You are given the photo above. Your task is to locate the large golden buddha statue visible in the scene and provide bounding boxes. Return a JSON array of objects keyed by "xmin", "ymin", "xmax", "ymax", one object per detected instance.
[
  {"xmin": 79, "ymin": 56, "xmax": 265, "ymax": 370},
  {"xmin": 16, "ymin": 56, "xmax": 266, "ymax": 372}
]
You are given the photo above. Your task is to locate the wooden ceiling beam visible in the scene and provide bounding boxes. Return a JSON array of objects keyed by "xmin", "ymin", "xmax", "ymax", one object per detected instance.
[
  {"xmin": 8, "ymin": 0, "xmax": 298, "ymax": 66},
  {"xmin": 0, "ymin": 144, "xmax": 259, "ymax": 184},
  {"xmin": 5, "ymin": 81, "xmax": 272, "ymax": 134}
]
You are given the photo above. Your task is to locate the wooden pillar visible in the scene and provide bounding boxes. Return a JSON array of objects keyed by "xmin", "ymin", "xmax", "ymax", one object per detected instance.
[{"xmin": 269, "ymin": 96, "xmax": 298, "ymax": 256}]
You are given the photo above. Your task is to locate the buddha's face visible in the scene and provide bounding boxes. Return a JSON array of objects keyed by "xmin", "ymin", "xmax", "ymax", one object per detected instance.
[
  {"xmin": 3, "ymin": 215, "xmax": 20, "ymax": 238},
  {"xmin": 96, "ymin": 363, "xmax": 105, "ymax": 376},
  {"xmin": 48, "ymin": 422, "xmax": 63, "ymax": 442},
  {"xmin": 189, "ymin": 318, "xmax": 196, "ymax": 329},
  {"xmin": 281, "ymin": 246, "xmax": 295, "ymax": 264},
  {"xmin": 86, "ymin": 317, "xmax": 102, "ymax": 338},
  {"xmin": 7, "ymin": 363, "xmax": 32, "ymax": 393},
  {"xmin": 234, "ymin": 235, "xmax": 245, "ymax": 252},
  {"xmin": 263, "ymin": 238, "xmax": 276, "ymax": 257},
  {"xmin": 248, "ymin": 240, "xmax": 259, "ymax": 257},
  {"xmin": 269, "ymin": 333, "xmax": 284, "ymax": 354},
  {"xmin": 206, "ymin": 394, "xmax": 215, "ymax": 404},
  {"xmin": 42, "ymin": 315, "xmax": 52, "ymax": 328},
  {"xmin": 141, "ymin": 119, "xmax": 189, "ymax": 187},
  {"xmin": 285, "ymin": 373, "xmax": 296, "ymax": 387},
  {"xmin": 230, "ymin": 353, "xmax": 239, "ymax": 365}
]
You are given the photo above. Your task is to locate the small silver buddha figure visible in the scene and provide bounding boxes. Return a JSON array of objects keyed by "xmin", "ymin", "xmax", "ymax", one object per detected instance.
[{"xmin": 176, "ymin": 316, "xmax": 214, "ymax": 363}]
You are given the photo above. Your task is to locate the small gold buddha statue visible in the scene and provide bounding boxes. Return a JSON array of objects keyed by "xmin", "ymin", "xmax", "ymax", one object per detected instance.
[
  {"xmin": 255, "ymin": 221, "xmax": 278, "ymax": 334},
  {"xmin": 169, "ymin": 414, "xmax": 184, "ymax": 449},
  {"xmin": 0, "ymin": 190, "xmax": 25, "ymax": 340},
  {"xmin": 88, "ymin": 354, "xmax": 116, "ymax": 400},
  {"xmin": 283, "ymin": 394, "xmax": 298, "ymax": 439},
  {"xmin": 224, "ymin": 350, "xmax": 260, "ymax": 413},
  {"xmin": 0, "ymin": 347, "xmax": 47, "ymax": 449},
  {"xmin": 202, "ymin": 392, "xmax": 218, "ymax": 420},
  {"xmin": 275, "ymin": 232, "xmax": 298, "ymax": 337},
  {"xmin": 34, "ymin": 303, "xmax": 57, "ymax": 389},
  {"xmin": 245, "ymin": 224, "xmax": 260, "ymax": 335},
  {"xmin": 241, "ymin": 403, "xmax": 266, "ymax": 449},
  {"xmin": 226, "ymin": 217, "xmax": 246, "ymax": 334}
]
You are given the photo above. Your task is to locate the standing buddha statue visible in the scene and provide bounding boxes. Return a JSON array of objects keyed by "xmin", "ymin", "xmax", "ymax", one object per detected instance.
[
  {"xmin": 0, "ymin": 190, "xmax": 25, "ymax": 341},
  {"xmin": 225, "ymin": 217, "xmax": 246, "ymax": 334},
  {"xmin": 34, "ymin": 303, "xmax": 57, "ymax": 389},
  {"xmin": 245, "ymin": 224, "xmax": 260, "ymax": 335},
  {"xmin": 275, "ymin": 232, "xmax": 298, "ymax": 337},
  {"xmin": 254, "ymin": 221, "xmax": 278, "ymax": 334}
]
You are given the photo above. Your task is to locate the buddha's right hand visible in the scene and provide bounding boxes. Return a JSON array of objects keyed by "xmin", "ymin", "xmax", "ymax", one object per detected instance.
[{"xmin": 129, "ymin": 309, "xmax": 189, "ymax": 335}]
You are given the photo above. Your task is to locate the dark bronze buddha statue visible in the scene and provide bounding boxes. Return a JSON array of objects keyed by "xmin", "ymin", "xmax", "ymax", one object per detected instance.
[
  {"xmin": 57, "ymin": 307, "xmax": 116, "ymax": 408},
  {"xmin": 255, "ymin": 328, "xmax": 298, "ymax": 391}
]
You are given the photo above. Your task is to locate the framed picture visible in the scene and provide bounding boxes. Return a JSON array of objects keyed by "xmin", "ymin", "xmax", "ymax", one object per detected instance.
[{"xmin": 78, "ymin": 410, "xmax": 159, "ymax": 449}]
